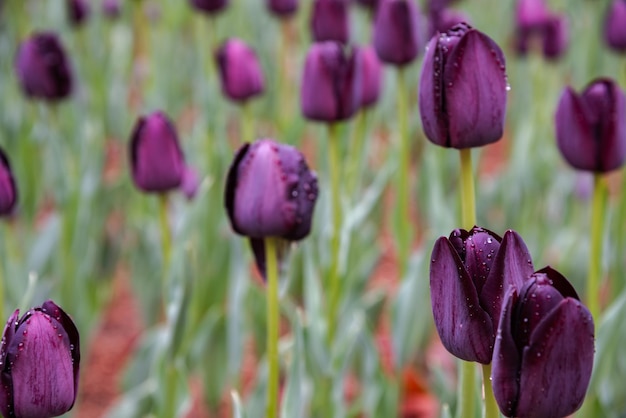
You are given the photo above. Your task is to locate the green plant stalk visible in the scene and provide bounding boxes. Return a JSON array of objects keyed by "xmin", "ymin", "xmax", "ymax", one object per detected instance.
[
  {"xmin": 587, "ymin": 174, "xmax": 607, "ymax": 321},
  {"xmin": 159, "ymin": 193, "xmax": 172, "ymax": 293},
  {"xmin": 277, "ymin": 19, "xmax": 289, "ymax": 136},
  {"xmin": 482, "ymin": 364, "xmax": 499, "ymax": 418},
  {"xmin": 396, "ymin": 68, "xmax": 412, "ymax": 280},
  {"xmin": 327, "ymin": 123, "xmax": 342, "ymax": 343},
  {"xmin": 241, "ymin": 101, "xmax": 254, "ymax": 144},
  {"xmin": 265, "ymin": 237, "xmax": 280, "ymax": 418},
  {"xmin": 347, "ymin": 108, "xmax": 368, "ymax": 198}
]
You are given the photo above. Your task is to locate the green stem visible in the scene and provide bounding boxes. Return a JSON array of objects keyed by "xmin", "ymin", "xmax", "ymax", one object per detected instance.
[
  {"xmin": 159, "ymin": 194, "xmax": 172, "ymax": 292},
  {"xmin": 587, "ymin": 174, "xmax": 607, "ymax": 321},
  {"xmin": 241, "ymin": 101, "xmax": 254, "ymax": 145},
  {"xmin": 265, "ymin": 237, "xmax": 280, "ymax": 418},
  {"xmin": 482, "ymin": 364, "xmax": 499, "ymax": 418},
  {"xmin": 346, "ymin": 109, "xmax": 368, "ymax": 198},
  {"xmin": 458, "ymin": 361, "xmax": 477, "ymax": 418},
  {"xmin": 277, "ymin": 19, "xmax": 289, "ymax": 136},
  {"xmin": 327, "ymin": 123, "xmax": 342, "ymax": 343},
  {"xmin": 130, "ymin": 0, "xmax": 148, "ymax": 110},
  {"xmin": 396, "ymin": 68, "xmax": 412, "ymax": 280},
  {"xmin": 0, "ymin": 227, "xmax": 5, "ymax": 319},
  {"xmin": 459, "ymin": 148, "xmax": 477, "ymax": 229}
]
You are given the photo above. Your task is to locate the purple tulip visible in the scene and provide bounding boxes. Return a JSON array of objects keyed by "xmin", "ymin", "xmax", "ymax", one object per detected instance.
[
  {"xmin": 224, "ymin": 139, "xmax": 318, "ymax": 277},
  {"xmin": 102, "ymin": 0, "xmax": 121, "ymax": 19},
  {"xmin": 0, "ymin": 300, "xmax": 80, "ymax": 418},
  {"xmin": 0, "ymin": 148, "xmax": 17, "ymax": 217},
  {"xmin": 266, "ymin": 0, "xmax": 298, "ymax": 17},
  {"xmin": 427, "ymin": 8, "xmax": 470, "ymax": 38},
  {"xmin": 181, "ymin": 166, "xmax": 200, "ymax": 200},
  {"xmin": 67, "ymin": 0, "xmax": 90, "ymax": 26},
  {"xmin": 541, "ymin": 14, "xmax": 569, "ymax": 59},
  {"xmin": 604, "ymin": 0, "xmax": 626, "ymax": 53},
  {"xmin": 492, "ymin": 267, "xmax": 594, "ymax": 417},
  {"xmin": 189, "ymin": 0, "xmax": 228, "ymax": 14},
  {"xmin": 310, "ymin": 0, "xmax": 350, "ymax": 44},
  {"xmin": 373, "ymin": 0, "xmax": 422, "ymax": 66},
  {"xmin": 555, "ymin": 78, "xmax": 626, "ymax": 173},
  {"xmin": 354, "ymin": 45, "xmax": 382, "ymax": 108},
  {"xmin": 419, "ymin": 23, "xmax": 508, "ymax": 149},
  {"xmin": 426, "ymin": 0, "xmax": 460, "ymax": 14},
  {"xmin": 430, "ymin": 228, "xmax": 534, "ymax": 363},
  {"xmin": 353, "ymin": 0, "xmax": 379, "ymax": 12},
  {"xmin": 301, "ymin": 42, "xmax": 360, "ymax": 122},
  {"xmin": 129, "ymin": 111, "xmax": 185, "ymax": 193},
  {"xmin": 515, "ymin": 0, "xmax": 550, "ymax": 30},
  {"xmin": 215, "ymin": 39, "xmax": 265, "ymax": 103},
  {"xmin": 14, "ymin": 32, "xmax": 73, "ymax": 102}
]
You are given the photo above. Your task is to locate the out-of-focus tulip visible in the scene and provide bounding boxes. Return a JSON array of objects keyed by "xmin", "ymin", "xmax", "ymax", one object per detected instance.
[
  {"xmin": 354, "ymin": 45, "xmax": 382, "ymax": 108},
  {"xmin": 102, "ymin": 0, "xmax": 121, "ymax": 19},
  {"xmin": 225, "ymin": 139, "xmax": 318, "ymax": 276},
  {"xmin": 129, "ymin": 111, "xmax": 185, "ymax": 193},
  {"xmin": 492, "ymin": 267, "xmax": 594, "ymax": 418},
  {"xmin": 301, "ymin": 41, "xmax": 360, "ymax": 122},
  {"xmin": 266, "ymin": 0, "xmax": 298, "ymax": 17},
  {"xmin": 426, "ymin": 0, "xmax": 459, "ymax": 14},
  {"xmin": 541, "ymin": 14, "xmax": 569, "ymax": 59},
  {"xmin": 555, "ymin": 78, "xmax": 626, "ymax": 173},
  {"xmin": 604, "ymin": 0, "xmax": 626, "ymax": 53},
  {"xmin": 14, "ymin": 32, "xmax": 73, "ymax": 102},
  {"xmin": 189, "ymin": 0, "xmax": 228, "ymax": 14},
  {"xmin": 427, "ymin": 8, "xmax": 470, "ymax": 38},
  {"xmin": 419, "ymin": 23, "xmax": 508, "ymax": 149},
  {"xmin": 430, "ymin": 228, "xmax": 534, "ymax": 364},
  {"xmin": 181, "ymin": 166, "xmax": 200, "ymax": 200},
  {"xmin": 0, "ymin": 300, "xmax": 80, "ymax": 418},
  {"xmin": 373, "ymin": 0, "xmax": 422, "ymax": 66},
  {"xmin": 514, "ymin": 0, "xmax": 568, "ymax": 59},
  {"xmin": 354, "ymin": 0, "xmax": 379, "ymax": 12},
  {"xmin": 215, "ymin": 39, "xmax": 265, "ymax": 103},
  {"xmin": 67, "ymin": 0, "xmax": 90, "ymax": 26},
  {"xmin": 310, "ymin": 0, "xmax": 349, "ymax": 44},
  {"xmin": 0, "ymin": 147, "xmax": 17, "ymax": 217},
  {"xmin": 515, "ymin": 0, "xmax": 550, "ymax": 30}
]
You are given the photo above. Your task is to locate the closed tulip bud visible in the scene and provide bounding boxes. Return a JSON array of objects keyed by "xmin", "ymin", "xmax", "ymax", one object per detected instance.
[
  {"xmin": 311, "ymin": 0, "xmax": 350, "ymax": 44},
  {"xmin": 266, "ymin": 0, "xmax": 298, "ymax": 17},
  {"xmin": 216, "ymin": 39, "xmax": 265, "ymax": 103},
  {"xmin": 354, "ymin": 45, "xmax": 382, "ymax": 108},
  {"xmin": 0, "ymin": 148, "xmax": 17, "ymax": 217},
  {"xmin": 373, "ymin": 0, "xmax": 423, "ymax": 66},
  {"xmin": 604, "ymin": 0, "xmax": 626, "ymax": 53},
  {"xmin": 428, "ymin": 8, "xmax": 470, "ymax": 38},
  {"xmin": 129, "ymin": 111, "xmax": 185, "ymax": 193},
  {"xmin": 492, "ymin": 267, "xmax": 594, "ymax": 417},
  {"xmin": 419, "ymin": 23, "xmax": 508, "ymax": 149},
  {"xmin": 430, "ymin": 228, "xmax": 534, "ymax": 363},
  {"xmin": 181, "ymin": 166, "xmax": 200, "ymax": 200},
  {"xmin": 515, "ymin": 0, "xmax": 550, "ymax": 31},
  {"xmin": 102, "ymin": 0, "xmax": 121, "ymax": 19},
  {"xmin": 189, "ymin": 0, "xmax": 228, "ymax": 15},
  {"xmin": 225, "ymin": 139, "xmax": 318, "ymax": 276},
  {"xmin": 301, "ymin": 41, "xmax": 360, "ymax": 122},
  {"xmin": 14, "ymin": 32, "xmax": 73, "ymax": 102},
  {"xmin": 67, "ymin": 0, "xmax": 90, "ymax": 26},
  {"xmin": 555, "ymin": 78, "xmax": 626, "ymax": 173},
  {"xmin": 0, "ymin": 300, "xmax": 80, "ymax": 418},
  {"xmin": 542, "ymin": 14, "xmax": 568, "ymax": 59}
]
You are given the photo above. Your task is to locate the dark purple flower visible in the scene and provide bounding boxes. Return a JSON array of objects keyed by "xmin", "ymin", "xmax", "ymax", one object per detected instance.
[
  {"xmin": 301, "ymin": 41, "xmax": 361, "ymax": 122},
  {"xmin": 0, "ymin": 300, "xmax": 80, "ymax": 418},
  {"xmin": 181, "ymin": 166, "xmax": 200, "ymax": 200},
  {"xmin": 419, "ymin": 23, "xmax": 508, "ymax": 149},
  {"xmin": 373, "ymin": 0, "xmax": 422, "ymax": 66},
  {"xmin": 541, "ymin": 14, "xmax": 569, "ymax": 59},
  {"xmin": 426, "ymin": 0, "xmax": 460, "ymax": 14},
  {"xmin": 430, "ymin": 228, "xmax": 534, "ymax": 364},
  {"xmin": 515, "ymin": 0, "xmax": 550, "ymax": 30},
  {"xmin": 492, "ymin": 267, "xmax": 594, "ymax": 417},
  {"xmin": 67, "ymin": 0, "xmax": 90, "ymax": 26},
  {"xmin": 310, "ymin": 0, "xmax": 350, "ymax": 44},
  {"xmin": 555, "ymin": 78, "xmax": 626, "ymax": 173},
  {"xmin": 604, "ymin": 0, "xmax": 626, "ymax": 53},
  {"xmin": 189, "ymin": 0, "xmax": 228, "ymax": 15},
  {"xmin": 266, "ymin": 0, "xmax": 298, "ymax": 17},
  {"xmin": 216, "ymin": 39, "xmax": 265, "ymax": 103},
  {"xmin": 224, "ymin": 139, "xmax": 318, "ymax": 277},
  {"xmin": 129, "ymin": 111, "xmax": 185, "ymax": 193},
  {"xmin": 0, "ymin": 148, "xmax": 17, "ymax": 217},
  {"xmin": 354, "ymin": 45, "xmax": 382, "ymax": 108},
  {"xmin": 102, "ymin": 0, "xmax": 121, "ymax": 19},
  {"xmin": 14, "ymin": 32, "xmax": 73, "ymax": 102},
  {"xmin": 513, "ymin": 0, "xmax": 568, "ymax": 59},
  {"xmin": 428, "ymin": 8, "xmax": 470, "ymax": 38}
]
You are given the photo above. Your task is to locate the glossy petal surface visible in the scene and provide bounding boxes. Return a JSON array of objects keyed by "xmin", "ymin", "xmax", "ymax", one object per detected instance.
[{"xmin": 216, "ymin": 39, "xmax": 265, "ymax": 102}]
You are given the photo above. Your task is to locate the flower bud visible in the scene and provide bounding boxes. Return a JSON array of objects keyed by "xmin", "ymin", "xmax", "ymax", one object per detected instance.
[
  {"xmin": 492, "ymin": 267, "xmax": 594, "ymax": 418},
  {"xmin": 541, "ymin": 14, "xmax": 569, "ymax": 59},
  {"xmin": 354, "ymin": 45, "xmax": 382, "ymax": 108},
  {"xmin": 266, "ymin": 0, "xmax": 298, "ymax": 17},
  {"xmin": 0, "ymin": 147, "xmax": 18, "ymax": 217},
  {"xmin": 215, "ymin": 39, "xmax": 265, "ymax": 103},
  {"xmin": 419, "ymin": 23, "xmax": 508, "ymax": 148},
  {"xmin": 301, "ymin": 41, "xmax": 360, "ymax": 122},
  {"xmin": 224, "ymin": 139, "xmax": 318, "ymax": 276},
  {"xmin": 604, "ymin": 0, "xmax": 626, "ymax": 53},
  {"xmin": 102, "ymin": 0, "xmax": 121, "ymax": 19},
  {"xmin": 428, "ymin": 8, "xmax": 470, "ymax": 38},
  {"xmin": 373, "ymin": 0, "xmax": 423, "ymax": 66},
  {"xmin": 67, "ymin": 0, "xmax": 90, "ymax": 26},
  {"xmin": 310, "ymin": 0, "xmax": 350, "ymax": 44},
  {"xmin": 129, "ymin": 111, "xmax": 185, "ymax": 193},
  {"xmin": 555, "ymin": 78, "xmax": 626, "ymax": 173},
  {"xmin": 14, "ymin": 32, "xmax": 73, "ymax": 102},
  {"xmin": 0, "ymin": 300, "xmax": 80, "ymax": 418},
  {"xmin": 189, "ymin": 0, "xmax": 228, "ymax": 15}
]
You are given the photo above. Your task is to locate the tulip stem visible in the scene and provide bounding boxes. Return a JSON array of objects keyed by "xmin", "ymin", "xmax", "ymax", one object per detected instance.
[
  {"xmin": 459, "ymin": 148, "xmax": 477, "ymax": 229},
  {"xmin": 588, "ymin": 173, "xmax": 607, "ymax": 321},
  {"xmin": 482, "ymin": 364, "xmax": 499, "ymax": 418},
  {"xmin": 327, "ymin": 122, "xmax": 342, "ymax": 343},
  {"xmin": 396, "ymin": 67, "xmax": 412, "ymax": 280},
  {"xmin": 241, "ymin": 101, "xmax": 254, "ymax": 144},
  {"xmin": 347, "ymin": 108, "xmax": 369, "ymax": 198},
  {"xmin": 458, "ymin": 361, "xmax": 477, "ymax": 418},
  {"xmin": 130, "ymin": 0, "xmax": 148, "ymax": 110},
  {"xmin": 159, "ymin": 194, "xmax": 172, "ymax": 293},
  {"xmin": 265, "ymin": 237, "xmax": 280, "ymax": 418}
]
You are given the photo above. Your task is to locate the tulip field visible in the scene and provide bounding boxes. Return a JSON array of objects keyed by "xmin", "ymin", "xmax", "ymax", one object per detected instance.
[{"xmin": 1, "ymin": 0, "xmax": 626, "ymax": 417}]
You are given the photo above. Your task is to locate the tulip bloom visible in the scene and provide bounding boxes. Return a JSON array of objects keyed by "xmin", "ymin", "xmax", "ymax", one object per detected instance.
[
  {"xmin": 189, "ymin": 0, "xmax": 228, "ymax": 14},
  {"xmin": 129, "ymin": 112, "xmax": 185, "ymax": 193},
  {"xmin": 492, "ymin": 267, "xmax": 594, "ymax": 417},
  {"xmin": 266, "ymin": 0, "xmax": 298, "ymax": 17},
  {"xmin": 419, "ymin": 23, "xmax": 508, "ymax": 149},
  {"xmin": 14, "ymin": 32, "xmax": 73, "ymax": 102},
  {"xmin": 354, "ymin": 45, "xmax": 382, "ymax": 108},
  {"xmin": 604, "ymin": 0, "xmax": 626, "ymax": 52},
  {"xmin": 0, "ymin": 147, "xmax": 17, "ymax": 217},
  {"xmin": 225, "ymin": 139, "xmax": 318, "ymax": 276},
  {"xmin": 427, "ymin": 8, "xmax": 470, "ymax": 38},
  {"xmin": 373, "ymin": 0, "xmax": 422, "ymax": 66},
  {"xmin": 67, "ymin": 0, "xmax": 90, "ymax": 26},
  {"xmin": 555, "ymin": 78, "xmax": 626, "ymax": 173},
  {"xmin": 0, "ymin": 300, "xmax": 80, "ymax": 418},
  {"xmin": 215, "ymin": 39, "xmax": 265, "ymax": 103},
  {"xmin": 310, "ymin": 0, "xmax": 350, "ymax": 44},
  {"xmin": 301, "ymin": 41, "xmax": 360, "ymax": 122},
  {"xmin": 430, "ymin": 228, "xmax": 534, "ymax": 363}
]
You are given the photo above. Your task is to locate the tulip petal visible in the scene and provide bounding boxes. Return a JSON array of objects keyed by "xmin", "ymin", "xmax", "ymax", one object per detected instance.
[
  {"xmin": 0, "ymin": 310, "xmax": 19, "ymax": 418},
  {"xmin": 373, "ymin": 0, "xmax": 421, "ymax": 66},
  {"xmin": 419, "ymin": 36, "xmax": 448, "ymax": 147},
  {"xmin": 225, "ymin": 143, "xmax": 251, "ymax": 236},
  {"xmin": 516, "ymin": 299, "xmax": 594, "ymax": 418},
  {"xmin": 533, "ymin": 266, "xmax": 579, "ymax": 300},
  {"xmin": 0, "ymin": 147, "xmax": 18, "ymax": 216},
  {"xmin": 555, "ymin": 87, "xmax": 597, "ymax": 171},
  {"xmin": 216, "ymin": 39, "xmax": 265, "ymax": 102},
  {"xmin": 430, "ymin": 237, "xmax": 494, "ymax": 363}
]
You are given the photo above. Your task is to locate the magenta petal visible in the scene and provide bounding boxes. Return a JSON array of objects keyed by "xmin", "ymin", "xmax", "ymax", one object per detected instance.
[
  {"xmin": 555, "ymin": 87, "xmax": 597, "ymax": 170},
  {"xmin": 0, "ymin": 310, "xmax": 20, "ymax": 418},
  {"xmin": 310, "ymin": 0, "xmax": 350, "ymax": 44},
  {"xmin": 516, "ymin": 299, "xmax": 595, "ymax": 418},
  {"xmin": 216, "ymin": 38, "xmax": 265, "ymax": 102},
  {"xmin": 181, "ymin": 166, "xmax": 200, "ymax": 200},
  {"xmin": 604, "ymin": 0, "xmax": 626, "ymax": 52}
]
